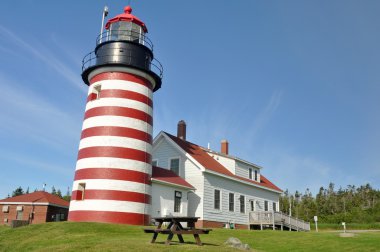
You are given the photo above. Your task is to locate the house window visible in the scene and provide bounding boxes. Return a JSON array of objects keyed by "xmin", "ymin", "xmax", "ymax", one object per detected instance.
[
  {"xmin": 249, "ymin": 168, "xmax": 252, "ymax": 179},
  {"xmin": 174, "ymin": 191, "xmax": 182, "ymax": 212},
  {"xmin": 214, "ymin": 189, "xmax": 221, "ymax": 210},
  {"xmin": 170, "ymin": 158, "xmax": 180, "ymax": 175},
  {"xmin": 76, "ymin": 183, "xmax": 86, "ymax": 200},
  {"xmin": 240, "ymin": 195, "xmax": 245, "ymax": 213},
  {"xmin": 2, "ymin": 205, "xmax": 9, "ymax": 213},
  {"xmin": 16, "ymin": 206, "xmax": 23, "ymax": 220},
  {"xmin": 273, "ymin": 202, "xmax": 277, "ymax": 212},
  {"xmin": 250, "ymin": 200, "xmax": 254, "ymax": 211},
  {"xmin": 152, "ymin": 160, "xmax": 158, "ymax": 167},
  {"xmin": 229, "ymin": 193, "xmax": 234, "ymax": 212},
  {"xmin": 254, "ymin": 170, "xmax": 258, "ymax": 181},
  {"xmin": 264, "ymin": 200, "xmax": 268, "ymax": 211}
]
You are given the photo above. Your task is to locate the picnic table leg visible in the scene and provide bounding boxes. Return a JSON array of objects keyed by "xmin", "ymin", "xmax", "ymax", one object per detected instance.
[
  {"xmin": 151, "ymin": 233, "xmax": 159, "ymax": 243},
  {"xmin": 151, "ymin": 221, "xmax": 163, "ymax": 243},
  {"xmin": 165, "ymin": 233, "xmax": 174, "ymax": 245},
  {"xmin": 193, "ymin": 234, "xmax": 202, "ymax": 246},
  {"xmin": 177, "ymin": 234, "xmax": 185, "ymax": 243},
  {"xmin": 175, "ymin": 222, "xmax": 185, "ymax": 243}
]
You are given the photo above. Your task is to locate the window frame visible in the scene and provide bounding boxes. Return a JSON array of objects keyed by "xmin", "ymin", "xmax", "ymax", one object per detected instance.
[
  {"xmin": 250, "ymin": 200, "xmax": 255, "ymax": 212},
  {"xmin": 273, "ymin": 202, "xmax": 277, "ymax": 212},
  {"xmin": 249, "ymin": 168, "xmax": 253, "ymax": 179},
  {"xmin": 152, "ymin": 159, "xmax": 158, "ymax": 167},
  {"xmin": 239, "ymin": 195, "xmax": 245, "ymax": 213},
  {"xmin": 214, "ymin": 189, "xmax": 221, "ymax": 210},
  {"xmin": 254, "ymin": 170, "xmax": 258, "ymax": 181},
  {"xmin": 264, "ymin": 200, "xmax": 269, "ymax": 211},
  {"xmin": 174, "ymin": 190, "xmax": 182, "ymax": 213},
  {"xmin": 169, "ymin": 157, "xmax": 180, "ymax": 175},
  {"xmin": 229, "ymin": 193, "xmax": 234, "ymax": 212},
  {"xmin": 77, "ymin": 183, "xmax": 86, "ymax": 201}
]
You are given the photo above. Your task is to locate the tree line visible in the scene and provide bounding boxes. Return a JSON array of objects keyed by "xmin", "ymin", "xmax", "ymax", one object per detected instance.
[
  {"xmin": 9, "ymin": 186, "xmax": 71, "ymax": 202},
  {"xmin": 279, "ymin": 183, "xmax": 380, "ymax": 223}
]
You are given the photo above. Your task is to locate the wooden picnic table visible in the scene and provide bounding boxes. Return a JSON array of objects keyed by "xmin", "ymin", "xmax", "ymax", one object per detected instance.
[{"xmin": 143, "ymin": 216, "xmax": 211, "ymax": 246}]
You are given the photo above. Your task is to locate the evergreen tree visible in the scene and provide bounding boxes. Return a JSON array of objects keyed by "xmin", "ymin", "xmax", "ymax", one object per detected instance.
[
  {"xmin": 56, "ymin": 189, "xmax": 63, "ymax": 198},
  {"xmin": 12, "ymin": 186, "xmax": 24, "ymax": 197},
  {"xmin": 51, "ymin": 186, "xmax": 57, "ymax": 195}
]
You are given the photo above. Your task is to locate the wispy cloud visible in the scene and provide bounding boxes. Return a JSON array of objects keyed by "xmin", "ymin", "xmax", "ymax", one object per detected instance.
[
  {"xmin": 0, "ymin": 149, "xmax": 73, "ymax": 176},
  {"xmin": 0, "ymin": 73, "xmax": 81, "ymax": 150},
  {"xmin": 0, "ymin": 25, "xmax": 86, "ymax": 93},
  {"xmin": 245, "ymin": 89, "xmax": 283, "ymax": 143}
]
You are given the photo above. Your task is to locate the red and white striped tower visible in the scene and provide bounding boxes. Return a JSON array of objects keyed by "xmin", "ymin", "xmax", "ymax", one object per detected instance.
[{"xmin": 68, "ymin": 6, "xmax": 162, "ymax": 225}]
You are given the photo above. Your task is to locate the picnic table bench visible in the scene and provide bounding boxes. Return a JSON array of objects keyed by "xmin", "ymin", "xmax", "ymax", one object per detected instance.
[{"xmin": 143, "ymin": 217, "xmax": 212, "ymax": 246}]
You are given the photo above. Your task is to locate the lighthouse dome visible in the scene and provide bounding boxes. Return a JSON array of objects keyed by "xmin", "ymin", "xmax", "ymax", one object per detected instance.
[{"xmin": 105, "ymin": 6, "xmax": 148, "ymax": 32}]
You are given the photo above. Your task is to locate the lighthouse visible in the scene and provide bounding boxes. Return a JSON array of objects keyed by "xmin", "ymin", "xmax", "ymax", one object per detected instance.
[{"xmin": 68, "ymin": 6, "xmax": 162, "ymax": 225}]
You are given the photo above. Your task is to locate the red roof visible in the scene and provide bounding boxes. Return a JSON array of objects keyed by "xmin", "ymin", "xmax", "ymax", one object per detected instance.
[
  {"xmin": 0, "ymin": 191, "xmax": 70, "ymax": 208},
  {"xmin": 105, "ymin": 6, "xmax": 148, "ymax": 32},
  {"xmin": 152, "ymin": 166, "xmax": 194, "ymax": 190},
  {"xmin": 165, "ymin": 132, "xmax": 282, "ymax": 192}
]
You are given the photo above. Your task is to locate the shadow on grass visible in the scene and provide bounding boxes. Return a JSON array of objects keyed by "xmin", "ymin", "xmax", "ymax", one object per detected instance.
[{"xmin": 152, "ymin": 241, "xmax": 219, "ymax": 246}]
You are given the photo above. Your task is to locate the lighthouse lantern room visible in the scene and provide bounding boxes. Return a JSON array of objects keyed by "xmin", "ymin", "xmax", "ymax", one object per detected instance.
[{"xmin": 68, "ymin": 6, "xmax": 162, "ymax": 225}]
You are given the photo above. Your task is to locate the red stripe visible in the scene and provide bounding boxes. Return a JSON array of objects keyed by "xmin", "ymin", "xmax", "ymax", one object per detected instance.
[
  {"xmin": 71, "ymin": 189, "xmax": 151, "ymax": 204},
  {"xmin": 90, "ymin": 72, "xmax": 153, "ymax": 91},
  {"xmin": 86, "ymin": 90, "xmax": 153, "ymax": 107},
  {"xmin": 74, "ymin": 168, "xmax": 151, "ymax": 185},
  {"xmin": 77, "ymin": 146, "xmax": 152, "ymax": 163},
  {"xmin": 77, "ymin": 146, "xmax": 152, "ymax": 164},
  {"xmin": 68, "ymin": 211, "xmax": 150, "ymax": 225},
  {"xmin": 81, "ymin": 126, "xmax": 152, "ymax": 143},
  {"xmin": 84, "ymin": 106, "xmax": 152, "ymax": 125}
]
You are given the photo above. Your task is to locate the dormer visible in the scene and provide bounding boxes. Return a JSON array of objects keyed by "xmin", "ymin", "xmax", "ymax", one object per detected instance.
[{"xmin": 206, "ymin": 139, "xmax": 262, "ymax": 182}]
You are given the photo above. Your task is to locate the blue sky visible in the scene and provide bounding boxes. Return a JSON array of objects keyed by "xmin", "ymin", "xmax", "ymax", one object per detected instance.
[{"xmin": 0, "ymin": 0, "xmax": 379, "ymax": 198}]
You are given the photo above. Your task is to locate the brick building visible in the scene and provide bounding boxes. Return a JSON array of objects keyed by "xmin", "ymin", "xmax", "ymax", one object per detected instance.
[{"xmin": 0, "ymin": 191, "xmax": 69, "ymax": 226}]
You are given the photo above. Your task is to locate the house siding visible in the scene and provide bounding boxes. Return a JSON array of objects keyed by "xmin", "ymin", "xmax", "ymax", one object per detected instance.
[
  {"xmin": 151, "ymin": 183, "xmax": 188, "ymax": 218},
  {"xmin": 152, "ymin": 136, "xmax": 185, "ymax": 177},
  {"xmin": 183, "ymin": 158, "xmax": 204, "ymax": 218},
  {"xmin": 206, "ymin": 152, "xmax": 235, "ymax": 174},
  {"xmin": 203, "ymin": 173, "xmax": 280, "ymax": 226}
]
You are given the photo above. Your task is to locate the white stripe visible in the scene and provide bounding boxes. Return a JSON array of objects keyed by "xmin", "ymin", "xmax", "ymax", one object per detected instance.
[
  {"xmin": 90, "ymin": 80, "xmax": 152, "ymax": 100},
  {"xmin": 69, "ymin": 199, "xmax": 150, "ymax": 214},
  {"xmin": 82, "ymin": 116, "xmax": 152, "ymax": 133},
  {"xmin": 79, "ymin": 136, "xmax": 152, "ymax": 153},
  {"xmin": 72, "ymin": 179, "xmax": 151, "ymax": 194},
  {"xmin": 75, "ymin": 157, "xmax": 151, "ymax": 173},
  {"xmin": 85, "ymin": 98, "xmax": 152, "ymax": 115}
]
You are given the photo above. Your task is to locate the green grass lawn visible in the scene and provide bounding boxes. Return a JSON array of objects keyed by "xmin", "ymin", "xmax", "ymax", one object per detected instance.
[
  {"xmin": 0, "ymin": 222, "xmax": 379, "ymax": 252},
  {"xmin": 311, "ymin": 222, "xmax": 380, "ymax": 231}
]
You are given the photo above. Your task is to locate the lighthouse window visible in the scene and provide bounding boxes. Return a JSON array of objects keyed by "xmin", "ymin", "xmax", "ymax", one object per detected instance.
[
  {"xmin": 76, "ymin": 183, "xmax": 86, "ymax": 201},
  {"xmin": 93, "ymin": 85, "xmax": 102, "ymax": 100},
  {"xmin": 109, "ymin": 22, "xmax": 142, "ymax": 44}
]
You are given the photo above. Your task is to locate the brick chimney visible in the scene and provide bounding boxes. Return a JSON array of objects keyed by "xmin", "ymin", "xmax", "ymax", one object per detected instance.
[
  {"xmin": 221, "ymin": 139, "xmax": 229, "ymax": 155},
  {"xmin": 177, "ymin": 120, "xmax": 186, "ymax": 140}
]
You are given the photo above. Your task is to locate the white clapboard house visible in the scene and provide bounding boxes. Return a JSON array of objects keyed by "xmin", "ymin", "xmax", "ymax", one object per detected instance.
[{"xmin": 150, "ymin": 121, "xmax": 283, "ymax": 229}]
